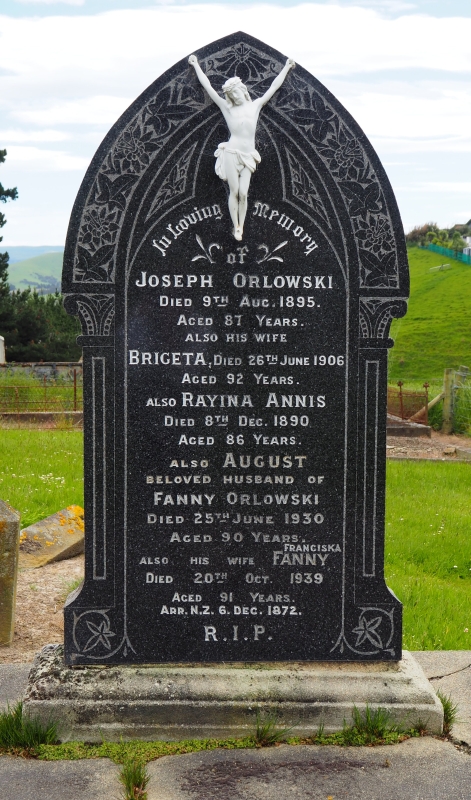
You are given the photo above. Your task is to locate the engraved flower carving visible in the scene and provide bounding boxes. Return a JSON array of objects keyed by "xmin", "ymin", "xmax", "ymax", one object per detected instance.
[
  {"xmin": 356, "ymin": 216, "xmax": 393, "ymax": 254},
  {"xmin": 113, "ymin": 121, "xmax": 159, "ymax": 174},
  {"xmin": 83, "ymin": 618, "xmax": 116, "ymax": 652},
  {"xmin": 208, "ymin": 43, "xmax": 275, "ymax": 85},
  {"xmin": 79, "ymin": 207, "xmax": 119, "ymax": 250},
  {"xmin": 338, "ymin": 180, "xmax": 383, "ymax": 219},
  {"xmin": 352, "ymin": 615, "xmax": 383, "ymax": 649},
  {"xmin": 318, "ymin": 128, "xmax": 365, "ymax": 180}
]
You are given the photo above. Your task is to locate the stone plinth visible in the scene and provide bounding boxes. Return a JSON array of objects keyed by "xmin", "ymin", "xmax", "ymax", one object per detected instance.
[
  {"xmin": 0, "ymin": 501, "xmax": 21, "ymax": 645},
  {"xmin": 23, "ymin": 646, "xmax": 443, "ymax": 742}
]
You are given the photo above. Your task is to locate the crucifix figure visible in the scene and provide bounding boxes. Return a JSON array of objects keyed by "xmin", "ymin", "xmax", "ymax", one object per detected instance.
[{"xmin": 189, "ymin": 54, "xmax": 295, "ymax": 241}]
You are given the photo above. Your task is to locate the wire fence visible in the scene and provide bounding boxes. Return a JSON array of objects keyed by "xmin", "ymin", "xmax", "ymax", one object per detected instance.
[
  {"xmin": 423, "ymin": 244, "xmax": 471, "ymax": 264},
  {"xmin": 452, "ymin": 368, "xmax": 471, "ymax": 434},
  {"xmin": 0, "ymin": 370, "xmax": 83, "ymax": 413}
]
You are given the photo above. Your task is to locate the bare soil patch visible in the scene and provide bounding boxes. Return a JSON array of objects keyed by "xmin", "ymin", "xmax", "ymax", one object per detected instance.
[
  {"xmin": 387, "ymin": 429, "xmax": 471, "ymax": 461},
  {"xmin": 0, "ymin": 555, "xmax": 83, "ymax": 664}
]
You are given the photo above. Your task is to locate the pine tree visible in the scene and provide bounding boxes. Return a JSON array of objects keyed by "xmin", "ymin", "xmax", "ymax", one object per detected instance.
[{"xmin": 0, "ymin": 149, "xmax": 18, "ymax": 298}]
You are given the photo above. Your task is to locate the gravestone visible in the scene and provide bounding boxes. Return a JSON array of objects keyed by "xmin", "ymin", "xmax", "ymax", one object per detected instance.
[
  {"xmin": 61, "ymin": 31, "xmax": 409, "ymax": 666},
  {"xmin": 0, "ymin": 500, "xmax": 20, "ymax": 645}
]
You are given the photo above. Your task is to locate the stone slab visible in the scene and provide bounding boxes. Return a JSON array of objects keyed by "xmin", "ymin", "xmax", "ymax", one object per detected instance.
[
  {"xmin": 23, "ymin": 645, "xmax": 442, "ymax": 742},
  {"xmin": 414, "ymin": 650, "xmax": 471, "ymax": 746},
  {"xmin": 0, "ymin": 664, "xmax": 32, "ymax": 708},
  {"xmin": 146, "ymin": 737, "xmax": 471, "ymax": 800},
  {"xmin": 455, "ymin": 447, "xmax": 471, "ymax": 461},
  {"xmin": 0, "ymin": 501, "xmax": 21, "ymax": 645},
  {"xmin": 386, "ymin": 415, "xmax": 432, "ymax": 438},
  {"xmin": 0, "ymin": 756, "xmax": 120, "ymax": 800},
  {"xmin": 19, "ymin": 506, "xmax": 84, "ymax": 570}
]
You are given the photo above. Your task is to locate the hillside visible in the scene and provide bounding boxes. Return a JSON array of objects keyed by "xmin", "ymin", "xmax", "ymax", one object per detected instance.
[
  {"xmin": 6, "ymin": 246, "xmax": 64, "ymax": 264},
  {"xmin": 389, "ymin": 248, "xmax": 471, "ymax": 381},
  {"xmin": 8, "ymin": 252, "xmax": 63, "ymax": 293}
]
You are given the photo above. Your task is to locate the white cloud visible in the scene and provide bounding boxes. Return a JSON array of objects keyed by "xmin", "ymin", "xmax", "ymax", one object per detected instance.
[
  {"xmin": 372, "ymin": 136, "xmax": 471, "ymax": 153},
  {"xmin": 351, "ymin": 0, "xmax": 416, "ymax": 9},
  {"xmin": 15, "ymin": 0, "xmax": 84, "ymax": 5},
  {"xmin": 0, "ymin": 128, "xmax": 69, "ymax": 142},
  {"xmin": 6, "ymin": 145, "xmax": 89, "ymax": 171},
  {"xmin": 1, "ymin": 2, "xmax": 471, "ymax": 239},
  {"xmin": 1, "ymin": 4, "xmax": 471, "ymax": 90},
  {"xmin": 398, "ymin": 182, "xmax": 471, "ymax": 193},
  {"xmin": 13, "ymin": 96, "xmax": 132, "ymax": 126}
]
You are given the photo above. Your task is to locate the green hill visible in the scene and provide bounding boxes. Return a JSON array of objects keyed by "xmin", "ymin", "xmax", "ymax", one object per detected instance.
[
  {"xmin": 8, "ymin": 252, "xmax": 63, "ymax": 293},
  {"xmin": 388, "ymin": 248, "xmax": 471, "ymax": 382}
]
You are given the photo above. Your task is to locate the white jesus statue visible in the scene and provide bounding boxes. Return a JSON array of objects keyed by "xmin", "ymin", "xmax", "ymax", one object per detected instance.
[{"xmin": 189, "ymin": 54, "xmax": 296, "ymax": 241}]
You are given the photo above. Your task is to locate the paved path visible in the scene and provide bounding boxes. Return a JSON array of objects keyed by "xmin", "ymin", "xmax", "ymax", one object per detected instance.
[{"xmin": 0, "ymin": 652, "xmax": 470, "ymax": 800}]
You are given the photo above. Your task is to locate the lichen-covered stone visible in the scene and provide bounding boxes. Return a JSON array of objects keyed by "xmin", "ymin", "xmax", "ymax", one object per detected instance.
[
  {"xmin": 19, "ymin": 506, "xmax": 84, "ymax": 570},
  {"xmin": 0, "ymin": 500, "xmax": 21, "ymax": 645},
  {"xmin": 23, "ymin": 645, "xmax": 443, "ymax": 742}
]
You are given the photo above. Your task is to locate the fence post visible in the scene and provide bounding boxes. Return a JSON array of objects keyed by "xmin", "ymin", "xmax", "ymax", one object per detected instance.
[
  {"xmin": 423, "ymin": 383, "xmax": 429, "ymax": 426},
  {"xmin": 73, "ymin": 368, "xmax": 77, "ymax": 412},
  {"xmin": 0, "ymin": 500, "xmax": 20, "ymax": 645},
  {"xmin": 397, "ymin": 381, "xmax": 404, "ymax": 419},
  {"xmin": 442, "ymin": 369, "xmax": 454, "ymax": 434}
]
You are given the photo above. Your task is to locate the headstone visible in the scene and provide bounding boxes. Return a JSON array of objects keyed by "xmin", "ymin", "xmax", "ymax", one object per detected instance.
[
  {"xmin": 62, "ymin": 32, "xmax": 409, "ymax": 666},
  {"xmin": 0, "ymin": 500, "xmax": 20, "ymax": 645},
  {"xmin": 19, "ymin": 505, "xmax": 84, "ymax": 570}
]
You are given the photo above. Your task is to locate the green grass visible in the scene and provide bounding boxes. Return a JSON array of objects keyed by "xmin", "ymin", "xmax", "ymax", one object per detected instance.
[
  {"xmin": 385, "ymin": 460, "xmax": 471, "ymax": 650},
  {"xmin": 35, "ymin": 720, "xmax": 415, "ymax": 763},
  {"xmin": 0, "ymin": 703, "xmax": 58, "ymax": 750},
  {"xmin": 0, "ymin": 430, "xmax": 83, "ymax": 527},
  {"xmin": 119, "ymin": 759, "xmax": 150, "ymax": 800},
  {"xmin": 389, "ymin": 248, "xmax": 471, "ymax": 382}
]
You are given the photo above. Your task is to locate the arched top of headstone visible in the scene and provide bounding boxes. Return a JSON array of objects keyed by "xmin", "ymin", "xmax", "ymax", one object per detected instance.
[{"xmin": 62, "ymin": 31, "xmax": 408, "ymax": 299}]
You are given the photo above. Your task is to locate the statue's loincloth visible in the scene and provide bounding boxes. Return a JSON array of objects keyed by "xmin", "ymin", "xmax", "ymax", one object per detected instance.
[{"xmin": 214, "ymin": 143, "xmax": 261, "ymax": 181}]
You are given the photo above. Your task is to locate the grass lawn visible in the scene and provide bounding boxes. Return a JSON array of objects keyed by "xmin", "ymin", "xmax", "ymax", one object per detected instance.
[
  {"xmin": 0, "ymin": 431, "xmax": 469, "ymax": 650},
  {"xmin": 0, "ymin": 430, "xmax": 83, "ymax": 528},
  {"xmin": 389, "ymin": 248, "xmax": 471, "ymax": 382},
  {"xmin": 386, "ymin": 460, "xmax": 471, "ymax": 650}
]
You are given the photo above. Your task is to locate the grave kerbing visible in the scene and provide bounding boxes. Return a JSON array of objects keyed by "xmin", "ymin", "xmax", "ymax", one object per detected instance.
[{"xmin": 59, "ymin": 31, "xmax": 409, "ymax": 666}]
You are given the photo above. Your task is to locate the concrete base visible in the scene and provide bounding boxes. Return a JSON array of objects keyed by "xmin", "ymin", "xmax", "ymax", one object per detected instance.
[
  {"xmin": 387, "ymin": 415, "xmax": 432, "ymax": 438},
  {"xmin": 23, "ymin": 645, "xmax": 443, "ymax": 742}
]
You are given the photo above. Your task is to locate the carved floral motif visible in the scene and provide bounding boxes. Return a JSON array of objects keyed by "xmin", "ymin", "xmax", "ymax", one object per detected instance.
[
  {"xmin": 359, "ymin": 298, "xmax": 408, "ymax": 340},
  {"xmin": 72, "ymin": 610, "xmax": 134, "ymax": 660},
  {"xmin": 73, "ymin": 81, "xmax": 205, "ymax": 282},
  {"xmin": 331, "ymin": 607, "xmax": 396, "ymax": 657},
  {"xmin": 71, "ymin": 39, "xmax": 401, "ymax": 289},
  {"xmin": 64, "ymin": 294, "xmax": 115, "ymax": 337}
]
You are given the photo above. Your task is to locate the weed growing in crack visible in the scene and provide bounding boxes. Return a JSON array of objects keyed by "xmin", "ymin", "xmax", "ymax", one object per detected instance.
[
  {"xmin": 0, "ymin": 703, "xmax": 58, "ymax": 751},
  {"xmin": 437, "ymin": 691, "xmax": 458, "ymax": 736},
  {"xmin": 119, "ymin": 759, "xmax": 150, "ymax": 800},
  {"xmin": 253, "ymin": 710, "xmax": 293, "ymax": 747}
]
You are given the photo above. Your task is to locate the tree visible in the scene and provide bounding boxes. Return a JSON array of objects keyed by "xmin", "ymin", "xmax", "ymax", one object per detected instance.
[
  {"xmin": 0, "ymin": 151, "xmax": 81, "ymax": 362},
  {"xmin": 0, "ymin": 149, "xmax": 18, "ymax": 298}
]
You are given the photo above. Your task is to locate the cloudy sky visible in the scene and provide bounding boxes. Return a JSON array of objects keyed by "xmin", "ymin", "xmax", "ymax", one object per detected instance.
[{"xmin": 0, "ymin": 0, "xmax": 470, "ymax": 246}]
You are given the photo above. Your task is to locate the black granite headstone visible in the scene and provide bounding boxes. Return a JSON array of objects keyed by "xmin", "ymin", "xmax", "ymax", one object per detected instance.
[{"xmin": 62, "ymin": 32, "xmax": 409, "ymax": 665}]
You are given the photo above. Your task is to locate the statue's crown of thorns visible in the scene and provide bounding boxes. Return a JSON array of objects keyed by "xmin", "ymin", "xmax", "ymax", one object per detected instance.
[{"xmin": 222, "ymin": 76, "xmax": 243, "ymax": 93}]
